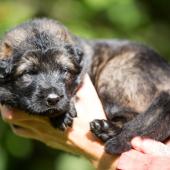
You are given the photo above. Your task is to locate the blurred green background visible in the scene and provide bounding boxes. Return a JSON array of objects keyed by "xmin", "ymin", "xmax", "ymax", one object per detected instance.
[{"xmin": 0, "ymin": 0, "xmax": 170, "ymax": 170}]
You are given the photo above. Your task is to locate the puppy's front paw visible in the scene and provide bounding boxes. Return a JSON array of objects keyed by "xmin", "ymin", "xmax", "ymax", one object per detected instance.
[
  {"xmin": 105, "ymin": 132, "xmax": 132, "ymax": 154},
  {"xmin": 50, "ymin": 112, "xmax": 75, "ymax": 130},
  {"xmin": 62, "ymin": 112, "xmax": 74, "ymax": 129},
  {"xmin": 90, "ymin": 119, "xmax": 121, "ymax": 142}
]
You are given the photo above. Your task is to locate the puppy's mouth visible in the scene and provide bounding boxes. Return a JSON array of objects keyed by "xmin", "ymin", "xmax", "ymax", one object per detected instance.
[
  {"xmin": 28, "ymin": 108, "xmax": 66, "ymax": 117},
  {"xmin": 41, "ymin": 108, "xmax": 65, "ymax": 117}
]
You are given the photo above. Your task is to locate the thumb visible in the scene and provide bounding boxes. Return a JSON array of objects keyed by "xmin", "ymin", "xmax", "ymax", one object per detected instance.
[{"xmin": 131, "ymin": 137, "xmax": 170, "ymax": 156}]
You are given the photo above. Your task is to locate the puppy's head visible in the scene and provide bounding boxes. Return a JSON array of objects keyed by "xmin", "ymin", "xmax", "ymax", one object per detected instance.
[{"xmin": 0, "ymin": 44, "xmax": 84, "ymax": 117}]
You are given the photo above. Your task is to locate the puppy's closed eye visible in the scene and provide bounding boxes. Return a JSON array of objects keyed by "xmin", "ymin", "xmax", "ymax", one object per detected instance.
[
  {"xmin": 64, "ymin": 44, "xmax": 84, "ymax": 65},
  {"xmin": 16, "ymin": 70, "xmax": 37, "ymax": 87},
  {"xmin": 60, "ymin": 67, "xmax": 74, "ymax": 83}
]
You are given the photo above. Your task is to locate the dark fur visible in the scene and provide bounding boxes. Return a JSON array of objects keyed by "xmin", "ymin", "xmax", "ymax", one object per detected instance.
[{"xmin": 1, "ymin": 19, "xmax": 170, "ymax": 154}]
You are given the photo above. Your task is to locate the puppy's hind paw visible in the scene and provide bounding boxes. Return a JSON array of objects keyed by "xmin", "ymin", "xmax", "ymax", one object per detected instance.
[{"xmin": 105, "ymin": 134, "xmax": 132, "ymax": 154}]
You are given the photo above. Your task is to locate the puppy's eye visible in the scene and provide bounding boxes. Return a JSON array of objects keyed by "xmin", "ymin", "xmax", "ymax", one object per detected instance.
[
  {"xmin": 16, "ymin": 71, "xmax": 34, "ymax": 87},
  {"xmin": 62, "ymin": 67, "xmax": 68, "ymax": 73},
  {"xmin": 61, "ymin": 67, "xmax": 72, "ymax": 78},
  {"xmin": 17, "ymin": 69, "xmax": 37, "ymax": 81},
  {"xmin": 21, "ymin": 73, "xmax": 32, "ymax": 79},
  {"xmin": 24, "ymin": 70, "xmax": 38, "ymax": 75},
  {"xmin": 17, "ymin": 70, "xmax": 37, "ymax": 78},
  {"xmin": 62, "ymin": 68, "xmax": 70, "ymax": 75}
]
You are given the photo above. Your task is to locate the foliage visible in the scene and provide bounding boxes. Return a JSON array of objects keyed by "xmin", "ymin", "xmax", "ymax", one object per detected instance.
[{"xmin": 0, "ymin": 0, "xmax": 170, "ymax": 170}]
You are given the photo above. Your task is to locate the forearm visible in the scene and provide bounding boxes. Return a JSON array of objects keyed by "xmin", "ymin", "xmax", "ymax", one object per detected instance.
[{"xmin": 68, "ymin": 121, "xmax": 119, "ymax": 170}]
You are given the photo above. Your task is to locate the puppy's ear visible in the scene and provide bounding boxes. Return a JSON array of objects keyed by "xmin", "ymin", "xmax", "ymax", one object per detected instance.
[
  {"xmin": 0, "ymin": 41, "xmax": 13, "ymax": 59},
  {"xmin": 0, "ymin": 59, "xmax": 13, "ymax": 80},
  {"xmin": 75, "ymin": 47, "xmax": 84, "ymax": 64},
  {"xmin": 0, "ymin": 41, "xmax": 13, "ymax": 80},
  {"xmin": 65, "ymin": 44, "xmax": 84, "ymax": 64}
]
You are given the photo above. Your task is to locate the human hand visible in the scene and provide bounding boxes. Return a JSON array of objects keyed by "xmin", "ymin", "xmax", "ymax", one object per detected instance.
[
  {"xmin": 0, "ymin": 74, "xmax": 119, "ymax": 170},
  {"xmin": 117, "ymin": 137, "xmax": 170, "ymax": 170}
]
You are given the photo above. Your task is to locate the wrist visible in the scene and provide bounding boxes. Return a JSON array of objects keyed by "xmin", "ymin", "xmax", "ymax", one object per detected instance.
[{"xmin": 67, "ymin": 124, "xmax": 119, "ymax": 170}]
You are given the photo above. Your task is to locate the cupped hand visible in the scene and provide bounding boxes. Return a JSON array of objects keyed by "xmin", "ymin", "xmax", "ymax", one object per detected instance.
[{"xmin": 0, "ymin": 74, "xmax": 119, "ymax": 170}]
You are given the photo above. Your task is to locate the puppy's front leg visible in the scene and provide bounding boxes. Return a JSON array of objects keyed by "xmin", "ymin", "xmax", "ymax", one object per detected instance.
[
  {"xmin": 105, "ymin": 91, "xmax": 170, "ymax": 154},
  {"xmin": 50, "ymin": 102, "xmax": 77, "ymax": 130}
]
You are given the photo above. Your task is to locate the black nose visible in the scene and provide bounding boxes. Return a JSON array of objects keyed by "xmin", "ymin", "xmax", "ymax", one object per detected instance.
[{"xmin": 46, "ymin": 94, "xmax": 60, "ymax": 106}]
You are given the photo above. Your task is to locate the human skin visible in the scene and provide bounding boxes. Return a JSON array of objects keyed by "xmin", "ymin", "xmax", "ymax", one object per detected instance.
[
  {"xmin": 0, "ymin": 74, "xmax": 119, "ymax": 170},
  {"xmin": 117, "ymin": 137, "xmax": 170, "ymax": 170}
]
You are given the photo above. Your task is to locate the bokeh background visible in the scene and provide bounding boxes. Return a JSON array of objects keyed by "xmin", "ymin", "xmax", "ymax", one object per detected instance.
[{"xmin": 0, "ymin": 0, "xmax": 170, "ymax": 170}]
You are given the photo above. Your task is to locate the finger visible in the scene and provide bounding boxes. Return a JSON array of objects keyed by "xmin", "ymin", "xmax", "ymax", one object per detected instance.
[
  {"xmin": 11, "ymin": 124, "xmax": 39, "ymax": 139},
  {"xmin": 0, "ymin": 105, "xmax": 14, "ymax": 122},
  {"xmin": 147, "ymin": 156, "xmax": 170, "ymax": 170},
  {"xmin": 131, "ymin": 137, "xmax": 170, "ymax": 156},
  {"xmin": 117, "ymin": 149, "xmax": 150, "ymax": 170},
  {"xmin": 0, "ymin": 105, "xmax": 48, "ymax": 125},
  {"xmin": 165, "ymin": 137, "xmax": 170, "ymax": 146},
  {"xmin": 0, "ymin": 105, "xmax": 29, "ymax": 122},
  {"xmin": 117, "ymin": 149, "xmax": 170, "ymax": 170}
]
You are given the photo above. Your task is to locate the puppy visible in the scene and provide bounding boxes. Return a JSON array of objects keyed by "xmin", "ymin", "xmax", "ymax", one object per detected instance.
[
  {"xmin": 1, "ymin": 18, "xmax": 170, "ymax": 154},
  {"xmin": 0, "ymin": 19, "xmax": 83, "ymax": 130}
]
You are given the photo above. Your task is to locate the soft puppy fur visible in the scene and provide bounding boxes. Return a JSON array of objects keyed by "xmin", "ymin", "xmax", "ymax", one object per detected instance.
[{"xmin": 1, "ymin": 18, "xmax": 170, "ymax": 154}]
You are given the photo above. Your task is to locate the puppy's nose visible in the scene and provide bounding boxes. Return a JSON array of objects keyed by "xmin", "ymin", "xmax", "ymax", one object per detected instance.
[{"xmin": 46, "ymin": 94, "xmax": 60, "ymax": 106}]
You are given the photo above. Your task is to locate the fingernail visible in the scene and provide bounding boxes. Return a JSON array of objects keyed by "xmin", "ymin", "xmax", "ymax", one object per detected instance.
[{"xmin": 1, "ymin": 106, "xmax": 13, "ymax": 121}]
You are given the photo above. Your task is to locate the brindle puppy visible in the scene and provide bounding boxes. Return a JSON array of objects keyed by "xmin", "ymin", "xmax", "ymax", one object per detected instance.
[{"xmin": 0, "ymin": 19, "xmax": 170, "ymax": 154}]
